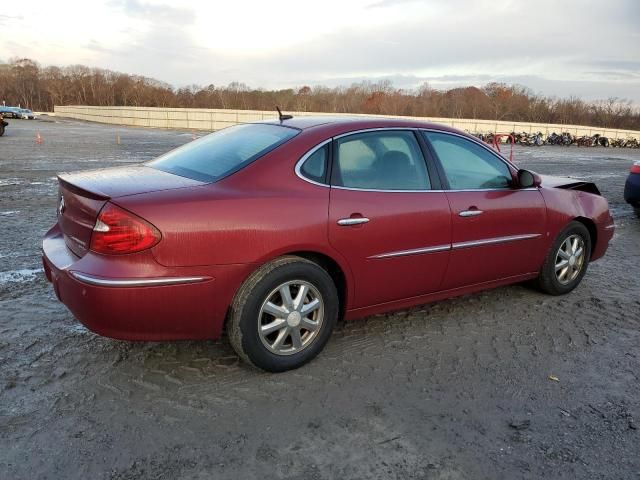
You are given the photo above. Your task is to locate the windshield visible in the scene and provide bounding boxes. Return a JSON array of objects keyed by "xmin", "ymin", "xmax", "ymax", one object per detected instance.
[{"xmin": 148, "ymin": 123, "xmax": 299, "ymax": 182}]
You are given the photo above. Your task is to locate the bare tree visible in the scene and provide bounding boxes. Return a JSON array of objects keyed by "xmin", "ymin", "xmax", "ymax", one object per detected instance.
[{"xmin": 0, "ymin": 58, "xmax": 638, "ymax": 130}]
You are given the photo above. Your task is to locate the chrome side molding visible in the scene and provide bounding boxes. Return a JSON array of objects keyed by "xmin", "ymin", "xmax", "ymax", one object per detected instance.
[
  {"xmin": 451, "ymin": 233, "xmax": 541, "ymax": 250},
  {"xmin": 368, "ymin": 244, "xmax": 450, "ymax": 259},
  {"xmin": 369, "ymin": 233, "xmax": 541, "ymax": 259},
  {"xmin": 69, "ymin": 271, "xmax": 211, "ymax": 287}
]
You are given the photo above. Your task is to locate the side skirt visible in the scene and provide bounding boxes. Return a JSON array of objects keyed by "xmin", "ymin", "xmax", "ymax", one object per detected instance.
[{"xmin": 344, "ymin": 272, "xmax": 538, "ymax": 321}]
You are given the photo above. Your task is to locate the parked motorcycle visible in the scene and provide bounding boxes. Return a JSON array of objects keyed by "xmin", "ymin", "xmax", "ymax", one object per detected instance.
[
  {"xmin": 625, "ymin": 137, "xmax": 639, "ymax": 148},
  {"xmin": 561, "ymin": 132, "xmax": 574, "ymax": 145},
  {"xmin": 576, "ymin": 135, "xmax": 594, "ymax": 147},
  {"xmin": 546, "ymin": 132, "xmax": 563, "ymax": 145},
  {"xmin": 519, "ymin": 131, "xmax": 543, "ymax": 146},
  {"xmin": 592, "ymin": 134, "xmax": 610, "ymax": 147}
]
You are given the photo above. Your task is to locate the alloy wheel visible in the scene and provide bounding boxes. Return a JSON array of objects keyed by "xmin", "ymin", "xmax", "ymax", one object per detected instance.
[
  {"xmin": 257, "ymin": 280, "xmax": 324, "ymax": 355},
  {"xmin": 554, "ymin": 234, "xmax": 586, "ymax": 285}
]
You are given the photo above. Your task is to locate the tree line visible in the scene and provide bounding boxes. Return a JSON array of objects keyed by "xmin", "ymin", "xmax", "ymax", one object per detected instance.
[{"xmin": 1, "ymin": 58, "xmax": 638, "ymax": 130}]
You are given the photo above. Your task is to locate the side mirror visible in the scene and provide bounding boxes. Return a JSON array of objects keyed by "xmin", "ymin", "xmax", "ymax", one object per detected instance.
[{"xmin": 517, "ymin": 169, "xmax": 541, "ymax": 188}]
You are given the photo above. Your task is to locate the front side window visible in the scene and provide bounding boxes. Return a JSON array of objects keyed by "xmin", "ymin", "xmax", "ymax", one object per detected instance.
[
  {"xmin": 424, "ymin": 132, "xmax": 513, "ymax": 190},
  {"xmin": 332, "ymin": 131, "xmax": 430, "ymax": 190},
  {"xmin": 149, "ymin": 123, "xmax": 299, "ymax": 182}
]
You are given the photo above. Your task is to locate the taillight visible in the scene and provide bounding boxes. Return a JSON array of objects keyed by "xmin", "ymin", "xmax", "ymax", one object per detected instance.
[
  {"xmin": 90, "ymin": 202, "xmax": 161, "ymax": 254},
  {"xmin": 631, "ymin": 162, "xmax": 640, "ymax": 174}
]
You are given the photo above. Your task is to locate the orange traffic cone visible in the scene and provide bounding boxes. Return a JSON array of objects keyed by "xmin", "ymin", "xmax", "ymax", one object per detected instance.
[{"xmin": 35, "ymin": 132, "xmax": 43, "ymax": 145}]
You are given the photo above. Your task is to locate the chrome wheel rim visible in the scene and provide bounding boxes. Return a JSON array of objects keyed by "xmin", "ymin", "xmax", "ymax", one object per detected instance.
[
  {"xmin": 258, "ymin": 280, "xmax": 324, "ymax": 356},
  {"xmin": 555, "ymin": 234, "xmax": 586, "ymax": 285}
]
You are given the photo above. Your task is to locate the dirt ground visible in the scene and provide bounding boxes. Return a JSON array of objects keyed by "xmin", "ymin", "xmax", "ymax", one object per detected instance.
[{"xmin": 1, "ymin": 118, "xmax": 639, "ymax": 480}]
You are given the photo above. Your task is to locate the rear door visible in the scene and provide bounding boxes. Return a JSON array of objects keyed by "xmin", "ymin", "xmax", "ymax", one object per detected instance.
[
  {"xmin": 326, "ymin": 129, "xmax": 451, "ymax": 308},
  {"xmin": 423, "ymin": 131, "xmax": 547, "ymax": 289}
]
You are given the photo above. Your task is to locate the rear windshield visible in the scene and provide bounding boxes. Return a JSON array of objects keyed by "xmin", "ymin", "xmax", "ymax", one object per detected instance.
[{"xmin": 148, "ymin": 123, "xmax": 299, "ymax": 182}]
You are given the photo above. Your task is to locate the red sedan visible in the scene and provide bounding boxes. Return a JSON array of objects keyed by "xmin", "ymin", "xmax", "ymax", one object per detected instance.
[{"xmin": 43, "ymin": 116, "xmax": 615, "ymax": 371}]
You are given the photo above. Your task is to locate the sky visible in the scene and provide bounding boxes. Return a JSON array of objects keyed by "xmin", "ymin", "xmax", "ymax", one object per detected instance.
[{"xmin": 1, "ymin": 0, "xmax": 639, "ymax": 102}]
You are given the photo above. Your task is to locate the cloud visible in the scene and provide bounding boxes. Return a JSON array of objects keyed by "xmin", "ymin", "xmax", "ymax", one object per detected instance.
[
  {"xmin": 2, "ymin": 0, "xmax": 639, "ymax": 102},
  {"xmin": 0, "ymin": 14, "xmax": 24, "ymax": 25},
  {"xmin": 107, "ymin": 0, "xmax": 196, "ymax": 25},
  {"xmin": 367, "ymin": 0, "xmax": 423, "ymax": 8}
]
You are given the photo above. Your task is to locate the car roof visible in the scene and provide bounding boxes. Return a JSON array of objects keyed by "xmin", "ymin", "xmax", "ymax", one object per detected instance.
[
  {"xmin": 260, "ymin": 115, "xmax": 464, "ymax": 133},
  {"xmin": 260, "ymin": 114, "xmax": 466, "ymax": 138}
]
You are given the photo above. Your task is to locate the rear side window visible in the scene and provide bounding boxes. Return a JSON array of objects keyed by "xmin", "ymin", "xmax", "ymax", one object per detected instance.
[
  {"xmin": 332, "ymin": 131, "xmax": 430, "ymax": 190},
  {"xmin": 148, "ymin": 124, "xmax": 299, "ymax": 182},
  {"xmin": 299, "ymin": 144, "xmax": 328, "ymax": 184},
  {"xmin": 424, "ymin": 132, "xmax": 512, "ymax": 190}
]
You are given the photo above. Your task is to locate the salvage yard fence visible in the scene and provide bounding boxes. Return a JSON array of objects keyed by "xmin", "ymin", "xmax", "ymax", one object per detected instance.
[{"xmin": 53, "ymin": 105, "xmax": 640, "ymax": 140}]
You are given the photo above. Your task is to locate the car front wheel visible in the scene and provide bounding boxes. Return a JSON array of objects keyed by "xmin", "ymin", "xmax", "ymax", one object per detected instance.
[
  {"xmin": 228, "ymin": 256, "xmax": 339, "ymax": 372},
  {"xmin": 537, "ymin": 221, "xmax": 591, "ymax": 295}
]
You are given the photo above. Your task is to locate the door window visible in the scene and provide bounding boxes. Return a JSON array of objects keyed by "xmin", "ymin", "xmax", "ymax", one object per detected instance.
[
  {"xmin": 425, "ymin": 132, "xmax": 512, "ymax": 190},
  {"xmin": 332, "ymin": 131, "xmax": 430, "ymax": 190}
]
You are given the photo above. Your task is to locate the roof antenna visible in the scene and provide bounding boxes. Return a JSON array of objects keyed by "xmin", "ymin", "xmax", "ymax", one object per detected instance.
[{"xmin": 276, "ymin": 106, "xmax": 293, "ymax": 122}]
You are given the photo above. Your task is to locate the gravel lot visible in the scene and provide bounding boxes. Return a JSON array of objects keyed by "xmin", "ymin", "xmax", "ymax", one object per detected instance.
[{"xmin": 1, "ymin": 118, "xmax": 639, "ymax": 480}]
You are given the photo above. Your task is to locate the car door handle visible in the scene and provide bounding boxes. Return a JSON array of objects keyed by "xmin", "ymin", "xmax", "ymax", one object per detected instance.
[
  {"xmin": 459, "ymin": 210, "xmax": 484, "ymax": 217},
  {"xmin": 337, "ymin": 217, "xmax": 370, "ymax": 226}
]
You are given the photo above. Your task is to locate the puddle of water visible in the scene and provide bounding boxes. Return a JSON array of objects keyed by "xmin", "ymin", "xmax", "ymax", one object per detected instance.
[
  {"xmin": 0, "ymin": 179, "xmax": 22, "ymax": 187},
  {"xmin": 0, "ymin": 268, "xmax": 43, "ymax": 284}
]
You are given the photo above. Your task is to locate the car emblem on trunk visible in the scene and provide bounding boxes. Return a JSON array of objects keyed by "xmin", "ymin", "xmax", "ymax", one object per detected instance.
[{"xmin": 58, "ymin": 196, "xmax": 66, "ymax": 216}]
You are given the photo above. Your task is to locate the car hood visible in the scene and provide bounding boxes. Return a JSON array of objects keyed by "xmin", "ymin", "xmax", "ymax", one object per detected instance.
[
  {"xmin": 58, "ymin": 165, "xmax": 205, "ymax": 199},
  {"xmin": 539, "ymin": 174, "xmax": 601, "ymax": 195}
]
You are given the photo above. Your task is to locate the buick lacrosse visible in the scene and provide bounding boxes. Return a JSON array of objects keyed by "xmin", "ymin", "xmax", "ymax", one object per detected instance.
[{"xmin": 43, "ymin": 116, "xmax": 614, "ymax": 371}]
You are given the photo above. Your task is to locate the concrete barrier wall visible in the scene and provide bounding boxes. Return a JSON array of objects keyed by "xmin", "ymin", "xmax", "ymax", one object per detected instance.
[{"xmin": 54, "ymin": 105, "xmax": 640, "ymax": 140}]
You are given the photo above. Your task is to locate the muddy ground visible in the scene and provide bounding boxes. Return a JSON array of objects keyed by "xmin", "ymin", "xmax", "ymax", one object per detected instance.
[{"xmin": 1, "ymin": 118, "xmax": 639, "ymax": 480}]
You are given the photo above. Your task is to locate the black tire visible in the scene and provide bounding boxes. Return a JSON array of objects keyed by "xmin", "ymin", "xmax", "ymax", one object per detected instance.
[
  {"xmin": 0, "ymin": 125, "xmax": 4, "ymax": 137},
  {"xmin": 537, "ymin": 221, "xmax": 592, "ymax": 295},
  {"xmin": 228, "ymin": 256, "xmax": 339, "ymax": 372}
]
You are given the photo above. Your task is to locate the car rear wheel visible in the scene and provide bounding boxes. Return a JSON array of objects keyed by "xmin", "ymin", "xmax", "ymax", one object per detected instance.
[
  {"xmin": 228, "ymin": 256, "xmax": 339, "ymax": 372},
  {"xmin": 537, "ymin": 221, "xmax": 591, "ymax": 295}
]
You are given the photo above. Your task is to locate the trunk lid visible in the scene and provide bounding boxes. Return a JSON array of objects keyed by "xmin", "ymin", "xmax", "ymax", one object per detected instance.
[{"xmin": 57, "ymin": 165, "xmax": 204, "ymax": 257}]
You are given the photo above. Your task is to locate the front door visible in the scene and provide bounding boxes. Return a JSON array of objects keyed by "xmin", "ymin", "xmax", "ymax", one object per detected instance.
[
  {"xmin": 423, "ymin": 131, "xmax": 547, "ymax": 290},
  {"xmin": 327, "ymin": 130, "xmax": 452, "ymax": 308}
]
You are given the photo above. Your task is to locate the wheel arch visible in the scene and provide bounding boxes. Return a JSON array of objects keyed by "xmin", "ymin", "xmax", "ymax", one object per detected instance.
[
  {"xmin": 573, "ymin": 216, "xmax": 597, "ymax": 254},
  {"xmin": 227, "ymin": 246, "xmax": 354, "ymax": 324},
  {"xmin": 284, "ymin": 250, "xmax": 350, "ymax": 320}
]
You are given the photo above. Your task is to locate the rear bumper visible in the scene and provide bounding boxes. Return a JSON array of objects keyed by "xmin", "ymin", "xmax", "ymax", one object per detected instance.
[{"xmin": 42, "ymin": 224, "xmax": 252, "ymax": 341}]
